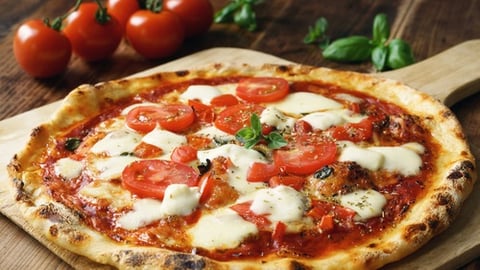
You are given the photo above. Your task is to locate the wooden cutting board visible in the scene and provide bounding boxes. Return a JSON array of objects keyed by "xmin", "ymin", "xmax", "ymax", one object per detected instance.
[{"xmin": 1, "ymin": 40, "xmax": 479, "ymax": 269}]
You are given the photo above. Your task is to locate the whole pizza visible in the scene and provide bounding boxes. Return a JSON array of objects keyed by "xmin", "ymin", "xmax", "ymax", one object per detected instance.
[{"xmin": 7, "ymin": 63, "xmax": 476, "ymax": 269}]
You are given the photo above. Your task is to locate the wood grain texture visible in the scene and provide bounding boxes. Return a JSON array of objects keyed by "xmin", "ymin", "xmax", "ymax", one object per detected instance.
[{"xmin": 0, "ymin": 0, "xmax": 479, "ymax": 269}]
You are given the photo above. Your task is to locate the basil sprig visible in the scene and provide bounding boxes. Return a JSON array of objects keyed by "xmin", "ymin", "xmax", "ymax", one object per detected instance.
[
  {"xmin": 214, "ymin": 0, "xmax": 263, "ymax": 32},
  {"xmin": 303, "ymin": 17, "xmax": 330, "ymax": 49},
  {"xmin": 236, "ymin": 114, "xmax": 287, "ymax": 149},
  {"xmin": 320, "ymin": 13, "xmax": 415, "ymax": 71}
]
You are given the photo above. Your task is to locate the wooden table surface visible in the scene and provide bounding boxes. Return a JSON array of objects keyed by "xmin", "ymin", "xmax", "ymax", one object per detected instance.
[{"xmin": 1, "ymin": 0, "xmax": 480, "ymax": 269}]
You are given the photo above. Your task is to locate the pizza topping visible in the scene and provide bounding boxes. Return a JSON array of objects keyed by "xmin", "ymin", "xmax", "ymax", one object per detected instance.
[
  {"xmin": 188, "ymin": 208, "xmax": 258, "ymax": 250},
  {"xmin": 236, "ymin": 77, "xmax": 290, "ymax": 103},
  {"xmin": 338, "ymin": 189, "xmax": 387, "ymax": 221},
  {"xmin": 269, "ymin": 91, "xmax": 343, "ymax": 115},
  {"xmin": 53, "ymin": 157, "xmax": 84, "ymax": 180},
  {"xmin": 89, "ymin": 155, "xmax": 139, "ymax": 180},
  {"xmin": 180, "ymin": 85, "xmax": 222, "ymax": 105},
  {"xmin": 90, "ymin": 129, "xmax": 142, "ymax": 156},
  {"xmin": 126, "ymin": 104, "xmax": 195, "ymax": 133},
  {"xmin": 259, "ymin": 107, "xmax": 295, "ymax": 132},
  {"xmin": 236, "ymin": 113, "xmax": 287, "ymax": 149},
  {"xmin": 249, "ymin": 185, "xmax": 307, "ymax": 226},
  {"xmin": 141, "ymin": 127, "xmax": 187, "ymax": 157},
  {"xmin": 121, "ymin": 159, "xmax": 199, "ymax": 200},
  {"xmin": 214, "ymin": 103, "xmax": 265, "ymax": 135}
]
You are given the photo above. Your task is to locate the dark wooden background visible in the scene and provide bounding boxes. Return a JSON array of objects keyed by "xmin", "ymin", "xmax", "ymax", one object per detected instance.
[{"xmin": 0, "ymin": 0, "xmax": 479, "ymax": 269}]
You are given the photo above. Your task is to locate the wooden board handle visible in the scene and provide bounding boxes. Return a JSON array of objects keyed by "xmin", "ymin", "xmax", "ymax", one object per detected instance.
[{"xmin": 380, "ymin": 39, "xmax": 480, "ymax": 107}]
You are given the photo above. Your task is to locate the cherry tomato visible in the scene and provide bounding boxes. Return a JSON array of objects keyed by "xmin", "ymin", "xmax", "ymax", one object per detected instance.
[
  {"xmin": 163, "ymin": 0, "xmax": 214, "ymax": 37},
  {"xmin": 107, "ymin": 0, "xmax": 140, "ymax": 31},
  {"xmin": 247, "ymin": 162, "xmax": 279, "ymax": 182},
  {"xmin": 272, "ymin": 221, "xmax": 287, "ymax": 248},
  {"xmin": 198, "ymin": 171, "xmax": 215, "ymax": 203},
  {"xmin": 13, "ymin": 19, "xmax": 71, "ymax": 78},
  {"xmin": 63, "ymin": 2, "xmax": 123, "ymax": 61},
  {"xmin": 126, "ymin": 104, "xmax": 195, "ymax": 133},
  {"xmin": 230, "ymin": 201, "xmax": 271, "ymax": 230},
  {"xmin": 274, "ymin": 140, "xmax": 337, "ymax": 175},
  {"xmin": 210, "ymin": 94, "xmax": 239, "ymax": 107},
  {"xmin": 214, "ymin": 103, "xmax": 265, "ymax": 134},
  {"xmin": 126, "ymin": 9, "xmax": 185, "ymax": 59},
  {"xmin": 133, "ymin": 142, "xmax": 163, "ymax": 158},
  {"xmin": 122, "ymin": 159, "xmax": 199, "ymax": 200},
  {"xmin": 330, "ymin": 118, "xmax": 373, "ymax": 142},
  {"xmin": 188, "ymin": 99, "xmax": 215, "ymax": 123},
  {"xmin": 236, "ymin": 77, "xmax": 290, "ymax": 103},
  {"xmin": 269, "ymin": 175, "xmax": 305, "ymax": 191},
  {"xmin": 171, "ymin": 145, "xmax": 198, "ymax": 163}
]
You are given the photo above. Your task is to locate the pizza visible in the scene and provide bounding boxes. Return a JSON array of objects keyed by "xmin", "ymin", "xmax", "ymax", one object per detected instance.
[{"xmin": 7, "ymin": 63, "xmax": 476, "ymax": 269}]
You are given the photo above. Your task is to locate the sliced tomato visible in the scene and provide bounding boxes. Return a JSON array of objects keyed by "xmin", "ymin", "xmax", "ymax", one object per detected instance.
[
  {"xmin": 272, "ymin": 221, "xmax": 287, "ymax": 248},
  {"xmin": 236, "ymin": 77, "xmax": 289, "ymax": 103},
  {"xmin": 317, "ymin": 214, "xmax": 334, "ymax": 232},
  {"xmin": 330, "ymin": 118, "xmax": 373, "ymax": 142},
  {"xmin": 171, "ymin": 145, "xmax": 197, "ymax": 163},
  {"xmin": 188, "ymin": 99, "xmax": 214, "ymax": 123},
  {"xmin": 198, "ymin": 171, "xmax": 215, "ymax": 203},
  {"xmin": 247, "ymin": 162, "xmax": 279, "ymax": 182},
  {"xmin": 274, "ymin": 140, "xmax": 337, "ymax": 175},
  {"xmin": 126, "ymin": 104, "xmax": 195, "ymax": 133},
  {"xmin": 214, "ymin": 103, "xmax": 264, "ymax": 134},
  {"xmin": 133, "ymin": 142, "xmax": 163, "ymax": 158},
  {"xmin": 210, "ymin": 94, "xmax": 239, "ymax": 107},
  {"xmin": 294, "ymin": 120, "xmax": 313, "ymax": 135},
  {"xmin": 122, "ymin": 159, "xmax": 199, "ymax": 200},
  {"xmin": 268, "ymin": 175, "xmax": 305, "ymax": 191},
  {"xmin": 230, "ymin": 201, "xmax": 271, "ymax": 230}
]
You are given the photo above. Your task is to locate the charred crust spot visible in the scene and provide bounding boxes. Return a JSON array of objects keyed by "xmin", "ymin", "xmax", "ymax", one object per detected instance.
[
  {"xmin": 30, "ymin": 126, "xmax": 43, "ymax": 137},
  {"xmin": 447, "ymin": 160, "xmax": 475, "ymax": 182},
  {"xmin": 49, "ymin": 225, "xmax": 58, "ymax": 237},
  {"xmin": 289, "ymin": 260, "xmax": 311, "ymax": 270},
  {"xmin": 368, "ymin": 242, "xmax": 377, "ymax": 248},
  {"xmin": 276, "ymin": 65, "xmax": 290, "ymax": 73},
  {"xmin": 165, "ymin": 253, "xmax": 206, "ymax": 270},
  {"xmin": 427, "ymin": 217, "xmax": 440, "ymax": 231},
  {"xmin": 175, "ymin": 70, "xmax": 190, "ymax": 77},
  {"xmin": 441, "ymin": 109, "xmax": 453, "ymax": 119},
  {"xmin": 404, "ymin": 223, "xmax": 427, "ymax": 242},
  {"xmin": 12, "ymin": 178, "xmax": 32, "ymax": 204}
]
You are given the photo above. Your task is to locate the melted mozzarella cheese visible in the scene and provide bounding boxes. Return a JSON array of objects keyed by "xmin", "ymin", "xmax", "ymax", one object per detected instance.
[
  {"xmin": 197, "ymin": 144, "xmax": 267, "ymax": 194},
  {"xmin": 89, "ymin": 155, "xmax": 138, "ymax": 180},
  {"xmin": 300, "ymin": 111, "xmax": 345, "ymax": 130},
  {"xmin": 79, "ymin": 181, "xmax": 132, "ymax": 209},
  {"xmin": 142, "ymin": 127, "xmax": 187, "ymax": 156},
  {"xmin": 194, "ymin": 125, "xmax": 235, "ymax": 144},
  {"xmin": 260, "ymin": 107, "xmax": 295, "ymax": 132},
  {"xmin": 338, "ymin": 142, "xmax": 384, "ymax": 171},
  {"xmin": 117, "ymin": 198, "xmax": 164, "ymax": 230},
  {"xmin": 54, "ymin": 157, "xmax": 84, "ymax": 180},
  {"xmin": 188, "ymin": 208, "xmax": 258, "ymax": 250},
  {"xmin": 369, "ymin": 144, "xmax": 423, "ymax": 176},
  {"xmin": 250, "ymin": 185, "xmax": 306, "ymax": 224},
  {"xmin": 339, "ymin": 189, "xmax": 387, "ymax": 221},
  {"xmin": 270, "ymin": 92, "xmax": 343, "ymax": 115},
  {"xmin": 117, "ymin": 184, "xmax": 200, "ymax": 230},
  {"xmin": 90, "ymin": 130, "xmax": 142, "ymax": 156},
  {"xmin": 214, "ymin": 83, "xmax": 237, "ymax": 95},
  {"xmin": 180, "ymin": 85, "xmax": 222, "ymax": 104},
  {"xmin": 160, "ymin": 184, "xmax": 200, "ymax": 216},
  {"xmin": 338, "ymin": 142, "xmax": 424, "ymax": 176}
]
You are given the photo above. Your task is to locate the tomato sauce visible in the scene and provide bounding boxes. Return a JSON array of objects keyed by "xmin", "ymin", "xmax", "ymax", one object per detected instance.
[{"xmin": 40, "ymin": 77, "xmax": 438, "ymax": 261}]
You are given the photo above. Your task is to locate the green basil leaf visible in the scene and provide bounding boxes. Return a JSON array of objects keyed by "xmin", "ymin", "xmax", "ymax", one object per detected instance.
[
  {"xmin": 249, "ymin": 113, "xmax": 262, "ymax": 135},
  {"xmin": 214, "ymin": 2, "xmax": 241, "ymax": 23},
  {"xmin": 322, "ymin": 36, "xmax": 373, "ymax": 62},
  {"xmin": 371, "ymin": 45, "xmax": 388, "ymax": 71},
  {"xmin": 234, "ymin": 3, "xmax": 257, "ymax": 31},
  {"xmin": 266, "ymin": 132, "xmax": 287, "ymax": 149},
  {"xmin": 387, "ymin": 38, "xmax": 415, "ymax": 69},
  {"xmin": 372, "ymin": 13, "xmax": 389, "ymax": 46},
  {"xmin": 303, "ymin": 17, "xmax": 328, "ymax": 44},
  {"xmin": 236, "ymin": 127, "xmax": 256, "ymax": 142},
  {"xmin": 65, "ymin": 137, "xmax": 81, "ymax": 152}
]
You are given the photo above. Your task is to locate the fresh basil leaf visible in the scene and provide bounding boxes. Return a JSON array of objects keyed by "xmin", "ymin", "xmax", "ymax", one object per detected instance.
[
  {"xmin": 322, "ymin": 36, "xmax": 373, "ymax": 62},
  {"xmin": 65, "ymin": 137, "xmax": 81, "ymax": 152},
  {"xmin": 372, "ymin": 13, "xmax": 389, "ymax": 46},
  {"xmin": 387, "ymin": 38, "xmax": 415, "ymax": 69},
  {"xmin": 236, "ymin": 127, "xmax": 255, "ymax": 142},
  {"xmin": 303, "ymin": 17, "xmax": 329, "ymax": 44},
  {"xmin": 214, "ymin": 2, "xmax": 241, "ymax": 23},
  {"xmin": 249, "ymin": 114, "xmax": 262, "ymax": 135},
  {"xmin": 234, "ymin": 3, "xmax": 257, "ymax": 31},
  {"xmin": 371, "ymin": 45, "xmax": 388, "ymax": 71},
  {"xmin": 266, "ymin": 132, "xmax": 287, "ymax": 149}
]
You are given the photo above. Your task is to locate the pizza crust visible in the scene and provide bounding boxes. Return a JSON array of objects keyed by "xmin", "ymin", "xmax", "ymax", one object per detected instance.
[{"xmin": 7, "ymin": 63, "xmax": 476, "ymax": 269}]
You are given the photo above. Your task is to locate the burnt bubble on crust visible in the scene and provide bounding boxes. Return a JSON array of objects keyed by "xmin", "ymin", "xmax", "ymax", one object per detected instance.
[
  {"xmin": 175, "ymin": 70, "xmax": 190, "ymax": 77},
  {"xmin": 164, "ymin": 253, "xmax": 207, "ymax": 270},
  {"xmin": 447, "ymin": 160, "xmax": 475, "ymax": 182}
]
